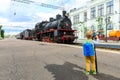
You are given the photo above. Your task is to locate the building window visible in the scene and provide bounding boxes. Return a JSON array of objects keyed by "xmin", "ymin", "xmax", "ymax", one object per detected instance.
[
  {"xmin": 106, "ymin": 1, "xmax": 113, "ymax": 14},
  {"xmin": 91, "ymin": 25, "xmax": 95, "ymax": 31},
  {"xmin": 98, "ymin": 4, "xmax": 104, "ymax": 16},
  {"xmin": 91, "ymin": 7, "xmax": 96, "ymax": 19},
  {"xmin": 73, "ymin": 14, "xmax": 79, "ymax": 24},
  {"xmin": 84, "ymin": 12, "xmax": 87, "ymax": 21}
]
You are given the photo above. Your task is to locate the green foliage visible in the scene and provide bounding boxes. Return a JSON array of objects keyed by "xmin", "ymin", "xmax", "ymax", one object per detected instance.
[
  {"xmin": 1, "ymin": 29, "xmax": 4, "ymax": 38},
  {"xmin": 96, "ymin": 17, "xmax": 103, "ymax": 30},
  {"xmin": 79, "ymin": 21, "xmax": 87, "ymax": 37},
  {"xmin": 79, "ymin": 21, "xmax": 87, "ymax": 30},
  {"xmin": 79, "ymin": 21, "xmax": 84, "ymax": 24},
  {"xmin": 0, "ymin": 25, "xmax": 2, "ymax": 27}
]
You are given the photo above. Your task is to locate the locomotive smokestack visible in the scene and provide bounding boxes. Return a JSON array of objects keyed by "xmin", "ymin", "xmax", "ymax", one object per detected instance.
[{"xmin": 62, "ymin": 10, "xmax": 66, "ymax": 17}]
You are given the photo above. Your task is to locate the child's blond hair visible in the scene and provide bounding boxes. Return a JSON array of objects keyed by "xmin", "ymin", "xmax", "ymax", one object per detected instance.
[{"xmin": 86, "ymin": 30, "xmax": 93, "ymax": 39}]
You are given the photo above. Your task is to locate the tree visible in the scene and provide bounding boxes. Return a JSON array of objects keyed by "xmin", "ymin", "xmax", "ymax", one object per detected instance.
[
  {"xmin": 1, "ymin": 29, "xmax": 5, "ymax": 39},
  {"xmin": 79, "ymin": 21, "xmax": 87, "ymax": 38},
  {"xmin": 96, "ymin": 17, "xmax": 105, "ymax": 35},
  {"xmin": 96, "ymin": 17, "xmax": 103, "ymax": 30},
  {"xmin": 0, "ymin": 25, "xmax": 2, "ymax": 40}
]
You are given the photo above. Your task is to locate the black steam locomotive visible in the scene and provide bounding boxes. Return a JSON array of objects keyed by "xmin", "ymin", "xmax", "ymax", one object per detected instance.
[{"xmin": 18, "ymin": 11, "xmax": 76, "ymax": 43}]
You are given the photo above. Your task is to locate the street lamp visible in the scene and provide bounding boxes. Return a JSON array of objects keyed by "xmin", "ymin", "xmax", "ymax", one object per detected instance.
[{"xmin": 105, "ymin": 16, "xmax": 110, "ymax": 42}]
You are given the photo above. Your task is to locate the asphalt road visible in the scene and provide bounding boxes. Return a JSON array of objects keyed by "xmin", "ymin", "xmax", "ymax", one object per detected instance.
[{"xmin": 0, "ymin": 38, "xmax": 120, "ymax": 80}]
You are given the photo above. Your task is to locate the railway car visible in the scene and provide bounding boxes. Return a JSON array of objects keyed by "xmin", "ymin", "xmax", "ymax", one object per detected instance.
[
  {"xmin": 20, "ymin": 29, "xmax": 33, "ymax": 40},
  {"xmin": 98, "ymin": 30, "xmax": 120, "ymax": 41},
  {"xmin": 16, "ymin": 34, "xmax": 21, "ymax": 39},
  {"xmin": 108, "ymin": 30, "xmax": 120, "ymax": 41},
  {"xmin": 35, "ymin": 11, "xmax": 76, "ymax": 43}
]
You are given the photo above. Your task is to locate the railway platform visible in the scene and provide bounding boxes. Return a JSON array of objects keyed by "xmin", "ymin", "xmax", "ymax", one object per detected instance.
[{"xmin": 74, "ymin": 39, "xmax": 120, "ymax": 50}]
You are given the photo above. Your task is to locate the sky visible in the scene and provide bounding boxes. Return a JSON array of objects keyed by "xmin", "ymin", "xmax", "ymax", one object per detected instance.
[{"xmin": 0, "ymin": 0, "xmax": 89, "ymax": 35}]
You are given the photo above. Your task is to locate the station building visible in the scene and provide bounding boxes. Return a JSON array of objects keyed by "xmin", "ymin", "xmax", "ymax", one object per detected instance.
[{"xmin": 69, "ymin": 0, "xmax": 120, "ymax": 41}]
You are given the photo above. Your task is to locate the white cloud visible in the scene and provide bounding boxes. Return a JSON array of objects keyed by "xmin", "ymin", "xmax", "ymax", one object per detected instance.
[
  {"xmin": 69, "ymin": 0, "xmax": 89, "ymax": 9},
  {"xmin": 0, "ymin": 17, "xmax": 34, "ymax": 28},
  {"xmin": 0, "ymin": 0, "xmax": 11, "ymax": 13},
  {"xmin": 5, "ymin": 31, "xmax": 21, "ymax": 35},
  {"xmin": 0, "ymin": 0, "xmax": 90, "ymax": 35},
  {"xmin": 36, "ymin": 10, "xmax": 62, "ymax": 21},
  {"xmin": 0, "ymin": 18, "xmax": 9, "ymax": 24}
]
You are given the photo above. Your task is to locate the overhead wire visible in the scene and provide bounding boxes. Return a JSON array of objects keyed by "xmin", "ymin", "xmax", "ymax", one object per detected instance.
[{"xmin": 11, "ymin": 0, "xmax": 64, "ymax": 10}]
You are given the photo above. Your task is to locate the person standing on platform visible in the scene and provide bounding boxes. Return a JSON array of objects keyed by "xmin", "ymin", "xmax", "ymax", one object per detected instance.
[{"xmin": 83, "ymin": 30, "xmax": 99, "ymax": 75}]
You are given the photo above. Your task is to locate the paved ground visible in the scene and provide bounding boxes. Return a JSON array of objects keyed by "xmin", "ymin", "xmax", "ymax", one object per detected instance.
[{"xmin": 0, "ymin": 38, "xmax": 120, "ymax": 80}]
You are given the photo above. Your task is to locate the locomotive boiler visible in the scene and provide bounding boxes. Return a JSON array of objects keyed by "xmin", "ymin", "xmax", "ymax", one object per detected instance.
[{"xmin": 35, "ymin": 11, "xmax": 76, "ymax": 43}]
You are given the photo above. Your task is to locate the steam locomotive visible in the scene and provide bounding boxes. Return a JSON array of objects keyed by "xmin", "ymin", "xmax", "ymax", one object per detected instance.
[{"xmin": 18, "ymin": 11, "xmax": 76, "ymax": 43}]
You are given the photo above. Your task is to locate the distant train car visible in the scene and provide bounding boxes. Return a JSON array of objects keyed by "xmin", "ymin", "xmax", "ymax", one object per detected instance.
[
  {"xmin": 35, "ymin": 11, "xmax": 76, "ymax": 43},
  {"xmin": 98, "ymin": 30, "xmax": 120, "ymax": 41},
  {"xmin": 108, "ymin": 30, "xmax": 120, "ymax": 41},
  {"xmin": 20, "ymin": 29, "xmax": 33, "ymax": 40},
  {"xmin": 16, "ymin": 34, "xmax": 21, "ymax": 39}
]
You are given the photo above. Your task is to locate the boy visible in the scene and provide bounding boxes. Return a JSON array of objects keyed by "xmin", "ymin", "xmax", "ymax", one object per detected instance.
[{"xmin": 83, "ymin": 30, "xmax": 97, "ymax": 75}]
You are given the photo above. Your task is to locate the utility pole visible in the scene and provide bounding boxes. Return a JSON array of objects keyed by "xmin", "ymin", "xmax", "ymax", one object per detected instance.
[
  {"xmin": 105, "ymin": 16, "xmax": 107, "ymax": 42},
  {"xmin": 105, "ymin": 16, "xmax": 110, "ymax": 42}
]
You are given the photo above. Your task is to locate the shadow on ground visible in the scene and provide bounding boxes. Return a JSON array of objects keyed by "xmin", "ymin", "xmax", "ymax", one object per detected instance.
[
  {"xmin": 44, "ymin": 62, "xmax": 120, "ymax": 80},
  {"xmin": 45, "ymin": 62, "xmax": 87, "ymax": 80}
]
